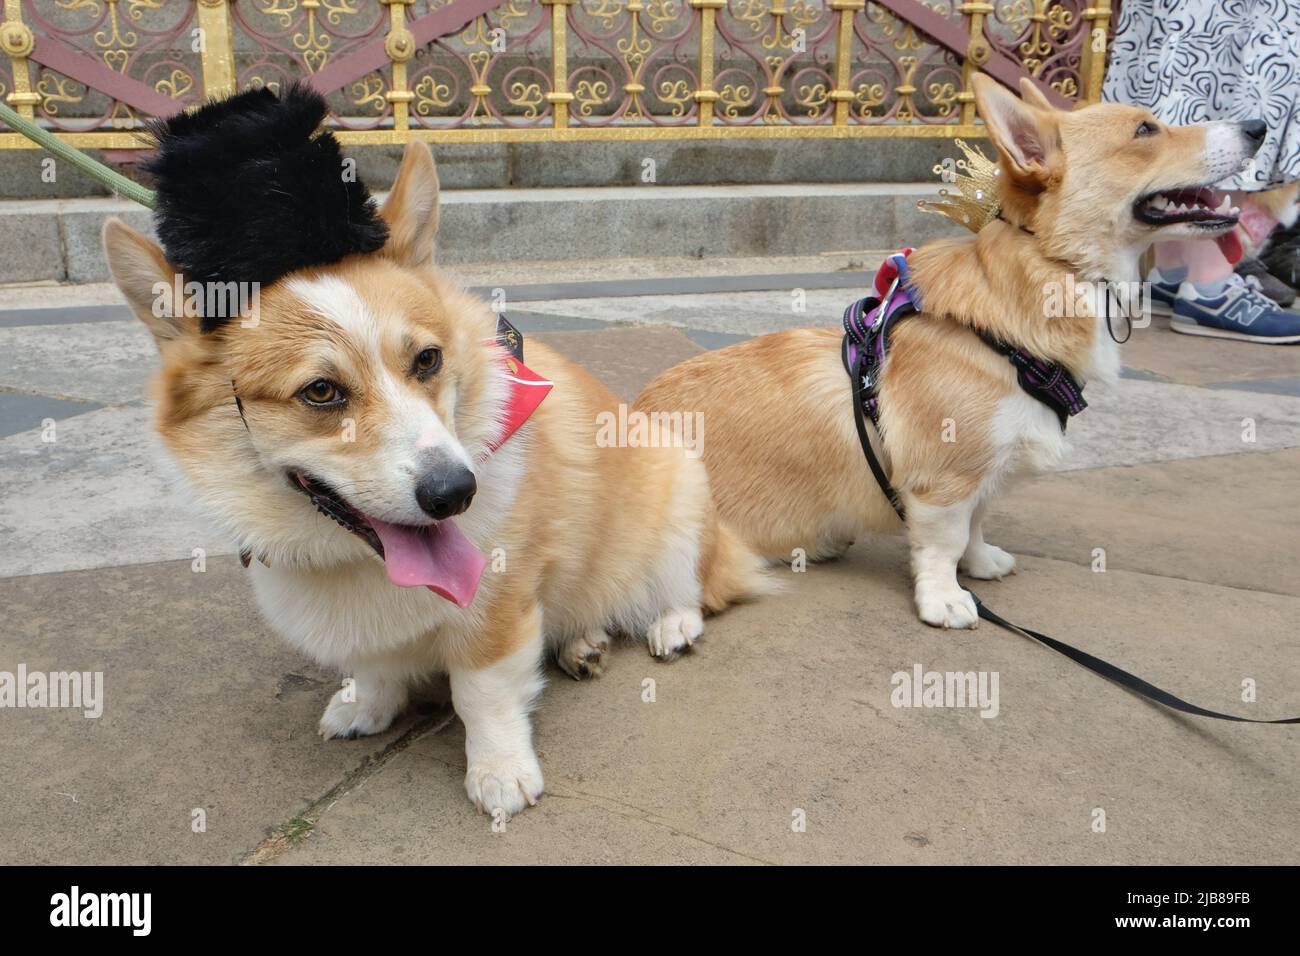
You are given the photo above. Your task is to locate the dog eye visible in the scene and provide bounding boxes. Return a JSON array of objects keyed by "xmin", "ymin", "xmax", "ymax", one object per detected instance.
[
  {"xmin": 299, "ymin": 379, "xmax": 343, "ymax": 407},
  {"xmin": 1135, "ymin": 120, "xmax": 1158, "ymax": 138},
  {"xmin": 413, "ymin": 347, "xmax": 442, "ymax": 378}
]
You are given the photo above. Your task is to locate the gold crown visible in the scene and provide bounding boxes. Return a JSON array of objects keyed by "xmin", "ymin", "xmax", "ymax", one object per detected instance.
[{"xmin": 917, "ymin": 138, "xmax": 1002, "ymax": 233}]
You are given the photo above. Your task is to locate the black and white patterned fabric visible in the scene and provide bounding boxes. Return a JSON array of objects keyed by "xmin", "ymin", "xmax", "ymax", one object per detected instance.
[{"xmin": 1103, "ymin": 0, "xmax": 1300, "ymax": 190}]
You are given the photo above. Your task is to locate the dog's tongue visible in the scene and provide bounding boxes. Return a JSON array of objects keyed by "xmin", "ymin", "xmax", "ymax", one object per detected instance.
[
  {"xmin": 1215, "ymin": 228, "xmax": 1243, "ymax": 265},
  {"xmin": 367, "ymin": 517, "xmax": 486, "ymax": 608}
]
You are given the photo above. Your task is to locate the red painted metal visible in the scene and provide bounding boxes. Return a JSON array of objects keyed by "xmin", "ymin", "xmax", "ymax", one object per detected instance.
[
  {"xmin": 29, "ymin": 32, "xmax": 185, "ymax": 121},
  {"xmin": 870, "ymin": 0, "xmax": 1074, "ymax": 110},
  {"xmin": 305, "ymin": 0, "xmax": 509, "ymax": 98}
]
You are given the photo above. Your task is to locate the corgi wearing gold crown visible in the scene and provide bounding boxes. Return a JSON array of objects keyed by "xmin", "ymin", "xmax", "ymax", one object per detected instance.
[{"xmin": 636, "ymin": 76, "xmax": 1262, "ymax": 631}]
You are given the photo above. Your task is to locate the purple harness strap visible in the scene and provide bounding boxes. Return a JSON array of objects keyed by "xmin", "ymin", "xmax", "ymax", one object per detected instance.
[{"xmin": 842, "ymin": 252, "xmax": 1087, "ymax": 434}]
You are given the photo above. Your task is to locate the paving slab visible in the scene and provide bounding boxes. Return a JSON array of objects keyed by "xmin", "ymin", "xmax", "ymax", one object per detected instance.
[
  {"xmin": 0, "ymin": 555, "xmax": 409, "ymax": 866},
  {"xmin": 0, "ymin": 318, "xmax": 155, "ymax": 405},
  {"xmin": 1120, "ymin": 315, "xmax": 1300, "ymax": 389},
  {"xmin": 266, "ymin": 539, "xmax": 1300, "ymax": 866},
  {"xmin": 987, "ymin": 448, "xmax": 1300, "ymax": 598},
  {"xmin": 2, "ymin": 266, "xmax": 1298, "ymax": 868}
]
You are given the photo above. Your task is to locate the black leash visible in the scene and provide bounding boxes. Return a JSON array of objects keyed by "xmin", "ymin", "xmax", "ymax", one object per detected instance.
[{"xmin": 842, "ymin": 271, "xmax": 1297, "ymax": 724}]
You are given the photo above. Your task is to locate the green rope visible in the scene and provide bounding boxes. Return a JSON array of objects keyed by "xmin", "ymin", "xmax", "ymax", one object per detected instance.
[{"xmin": 0, "ymin": 100, "xmax": 156, "ymax": 210}]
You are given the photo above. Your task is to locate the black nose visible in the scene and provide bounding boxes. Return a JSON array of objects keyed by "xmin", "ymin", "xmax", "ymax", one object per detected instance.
[
  {"xmin": 415, "ymin": 464, "xmax": 477, "ymax": 520},
  {"xmin": 1241, "ymin": 119, "xmax": 1266, "ymax": 143}
]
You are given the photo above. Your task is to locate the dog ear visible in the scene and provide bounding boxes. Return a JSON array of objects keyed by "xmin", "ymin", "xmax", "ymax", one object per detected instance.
[
  {"xmin": 971, "ymin": 74, "xmax": 1060, "ymax": 186},
  {"xmin": 1017, "ymin": 77, "xmax": 1056, "ymax": 113},
  {"xmin": 102, "ymin": 218, "xmax": 195, "ymax": 348},
  {"xmin": 380, "ymin": 141, "xmax": 440, "ymax": 268}
]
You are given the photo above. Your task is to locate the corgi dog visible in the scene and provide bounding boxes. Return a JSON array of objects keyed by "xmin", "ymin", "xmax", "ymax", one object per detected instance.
[
  {"xmin": 636, "ymin": 76, "xmax": 1263, "ymax": 630},
  {"xmin": 102, "ymin": 141, "xmax": 767, "ymax": 818}
]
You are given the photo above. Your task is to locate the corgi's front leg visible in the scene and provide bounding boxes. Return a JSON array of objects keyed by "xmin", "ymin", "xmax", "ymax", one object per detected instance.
[
  {"xmin": 319, "ymin": 667, "xmax": 410, "ymax": 739},
  {"xmin": 450, "ymin": 604, "xmax": 546, "ymax": 819},
  {"xmin": 906, "ymin": 496, "xmax": 980, "ymax": 629}
]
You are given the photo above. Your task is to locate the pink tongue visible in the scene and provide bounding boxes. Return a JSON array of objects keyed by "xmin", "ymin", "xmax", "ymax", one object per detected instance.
[
  {"xmin": 1215, "ymin": 228, "xmax": 1243, "ymax": 264},
  {"xmin": 367, "ymin": 517, "xmax": 486, "ymax": 608}
]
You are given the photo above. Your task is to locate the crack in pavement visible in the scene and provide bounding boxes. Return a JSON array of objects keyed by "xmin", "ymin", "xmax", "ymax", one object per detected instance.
[
  {"xmin": 238, "ymin": 706, "xmax": 457, "ymax": 866},
  {"xmin": 543, "ymin": 786, "xmax": 779, "ymax": 865}
]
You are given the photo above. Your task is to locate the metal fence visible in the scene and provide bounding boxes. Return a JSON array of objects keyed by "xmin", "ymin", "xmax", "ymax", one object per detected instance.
[{"xmin": 0, "ymin": 0, "xmax": 1113, "ymax": 149}]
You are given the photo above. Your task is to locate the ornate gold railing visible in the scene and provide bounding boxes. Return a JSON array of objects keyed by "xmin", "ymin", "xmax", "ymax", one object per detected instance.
[{"xmin": 0, "ymin": 0, "xmax": 1112, "ymax": 149}]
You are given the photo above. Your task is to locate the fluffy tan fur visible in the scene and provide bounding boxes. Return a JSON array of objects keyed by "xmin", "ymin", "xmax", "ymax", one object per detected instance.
[
  {"xmin": 103, "ymin": 142, "xmax": 767, "ymax": 818},
  {"xmin": 638, "ymin": 76, "xmax": 1260, "ymax": 630}
]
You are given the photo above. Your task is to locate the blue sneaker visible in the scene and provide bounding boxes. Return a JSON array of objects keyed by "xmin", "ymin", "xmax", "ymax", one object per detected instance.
[
  {"xmin": 1171, "ymin": 275, "xmax": 1300, "ymax": 344},
  {"xmin": 1148, "ymin": 276, "xmax": 1180, "ymax": 317}
]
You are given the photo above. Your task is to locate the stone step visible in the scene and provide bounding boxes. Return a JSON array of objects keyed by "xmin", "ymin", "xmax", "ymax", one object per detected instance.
[
  {"xmin": 0, "ymin": 181, "xmax": 958, "ymax": 284},
  {"xmin": 0, "ymin": 136, "xmax": 972, "ymax": 199}
]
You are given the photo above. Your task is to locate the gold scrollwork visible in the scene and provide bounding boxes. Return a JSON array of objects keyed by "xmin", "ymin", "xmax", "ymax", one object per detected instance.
[
  {"xmin": 412, "ymin": 74, "xmax": 454, "ymax": 115},
  {"xmin": 658, "ymin": 77, "xmax": 692, "ymax": 117},
  {"xmin": 155, "ymin": 68, "xmax": 194, "ymax": 99},
  {"xmin": 718, "ymin": 82, "xmax": 753, "ymax": 119},
  {"xmin": 573, "ymin": 77, "xmax": 611, "ymax": 117},
  {"xmin": 126, "ymin": 0, "xmax": 164, "ymax": 21},
  {"xmin": 507, "ymin": 80, "xmax": 544, "ymax": 118},
  {"xmin": 796, "ymin": 80, "xmax": 829, "ymax": 118},
  {"xmin": 36, "ymin": 73, "xmax": 87, "ymax": 117},
  {"xmin": 351, "ymin": 74, "xmax": 386, "ymax": 113},
  {"xmin": 854, "ymin": 80, "xmax": 886, "ymax": 119}
]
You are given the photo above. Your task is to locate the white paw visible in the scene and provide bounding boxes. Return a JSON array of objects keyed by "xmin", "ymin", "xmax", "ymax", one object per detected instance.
[
  {"xmin": 916, "ymin": 585, "xmax": 979, "ymax": 629},
  {"xmin": 960, "ymin": 542, "xmax": 1017, "ymax": 580},
  {"xmin": 557, "ymin": 629, "xmax": 610, "ymax": 680},
  {"xmin": 465, "ymin": 751, "xmax": 544, "ymax": 819},
  {"xmin": 646, "ymin": 607, "xmax": 704, "ymax": 661},
  {"xmin": 318, "ymin": 685, "xmax": 404, "ymax": 740}
]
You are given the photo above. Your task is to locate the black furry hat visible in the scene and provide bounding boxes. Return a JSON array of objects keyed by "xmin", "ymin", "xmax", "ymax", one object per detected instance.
[{"xmin": 144, "ymin": 82, "xmax": 388, "ymax": 330}]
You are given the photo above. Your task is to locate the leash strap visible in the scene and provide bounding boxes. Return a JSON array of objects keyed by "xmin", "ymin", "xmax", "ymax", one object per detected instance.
[
  {"xmin": 843, "ymin": 333, "xmax": 906, "ymax": 519},
  {"xmin": 974, "ymin": 597, "xmax": 1300, "ymax": 724}
]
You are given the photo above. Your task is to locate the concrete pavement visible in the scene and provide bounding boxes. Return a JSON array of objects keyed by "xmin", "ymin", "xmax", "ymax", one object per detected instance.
[{"xmin": 1, "ymin": 257, "xmax": 1297, "ymax": 865}]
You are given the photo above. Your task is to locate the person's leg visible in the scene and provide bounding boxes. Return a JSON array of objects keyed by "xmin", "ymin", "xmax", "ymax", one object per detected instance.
[{"xmin": 1163, "ymin": 242, "xmax": 1300, "ymax": 344}]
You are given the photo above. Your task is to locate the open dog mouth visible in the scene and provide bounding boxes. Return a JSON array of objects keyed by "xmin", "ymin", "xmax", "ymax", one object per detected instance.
[
  {"xmin": 287, "ymin": 470, "xmax": 485, "ymax": 608},
  {"xmin": 1134, "ymin": 185, "xmax": 1242, "ymax": 261},
  {"xmin": 1133, "ymin": 186, "xmax": 1238, "ymax": 229}
]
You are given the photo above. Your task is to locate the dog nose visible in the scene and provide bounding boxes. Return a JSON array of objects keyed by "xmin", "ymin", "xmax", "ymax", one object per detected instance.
[
  {"xmin": 415, "ymin": 464, "xmax": 477, "ymax": 520},
  {"xmin": 1240, "ymin": 119, "xmax": 1266, "ymax": 143}
]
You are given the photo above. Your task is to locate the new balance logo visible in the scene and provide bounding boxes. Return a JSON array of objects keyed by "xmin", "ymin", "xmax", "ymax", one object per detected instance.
[{"xmin": 1222, "ymin": 296, "xmax": 1267, "ymax": 327}]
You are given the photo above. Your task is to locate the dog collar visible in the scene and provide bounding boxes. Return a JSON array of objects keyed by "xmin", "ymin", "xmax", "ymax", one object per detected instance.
[{"xmin": 484, "ymin": 315, "xmax": 552, "ymax": 454}]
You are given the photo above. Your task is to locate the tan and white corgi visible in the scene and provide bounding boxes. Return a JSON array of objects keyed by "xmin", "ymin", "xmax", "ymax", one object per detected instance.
[
  {"xmin": 636, "ymin": 76, "xmax": 1262, "ymax": 630},
  {"xmin": 103, "ymin": 142, "xmax": 767, "ymax": 818}
]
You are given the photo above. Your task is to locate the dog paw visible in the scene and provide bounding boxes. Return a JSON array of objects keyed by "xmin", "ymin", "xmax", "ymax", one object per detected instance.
[
  {"xmin": 318, "ymin": 685, "xmax": 404, "ymax": 740},
  {"xmin": 916, "ymin": 585, "xmax": 979, "ymax": 629},
  {"xmin": 557, "ymin": 629, "xmax": 610, "ymax": 680},
  {"xmin": 465, "ymin": 751, "xmax": 544, "ymax": 819},
  {"xmin": 960, "ymin": 542, "xmax": 1017, "ymax": 580},
  {"xmin": 646, "ymin": 607, "xmax": 704, "ymax": 661}
]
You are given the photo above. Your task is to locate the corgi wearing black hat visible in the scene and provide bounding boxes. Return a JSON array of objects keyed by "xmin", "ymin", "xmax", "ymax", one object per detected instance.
[{"xmin": 103, "ymin": 85, "xmax": 770, "ymax": 819}]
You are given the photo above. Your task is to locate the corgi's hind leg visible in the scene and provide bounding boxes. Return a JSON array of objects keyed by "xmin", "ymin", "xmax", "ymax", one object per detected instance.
[
  {"xmin": 319, "ymin": 666, "xmax": 410, "ymax": 739},
  {"xmin": 555, "ymin": 627, "xmax": 611, "ymax": 680},
  {"xmin": 907, "ymin": 495, "xmax": 979, "ymax": 629},
  {"xmin": 959, "ymin": 501, "xmax": 1017, "ymax": 580}
]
